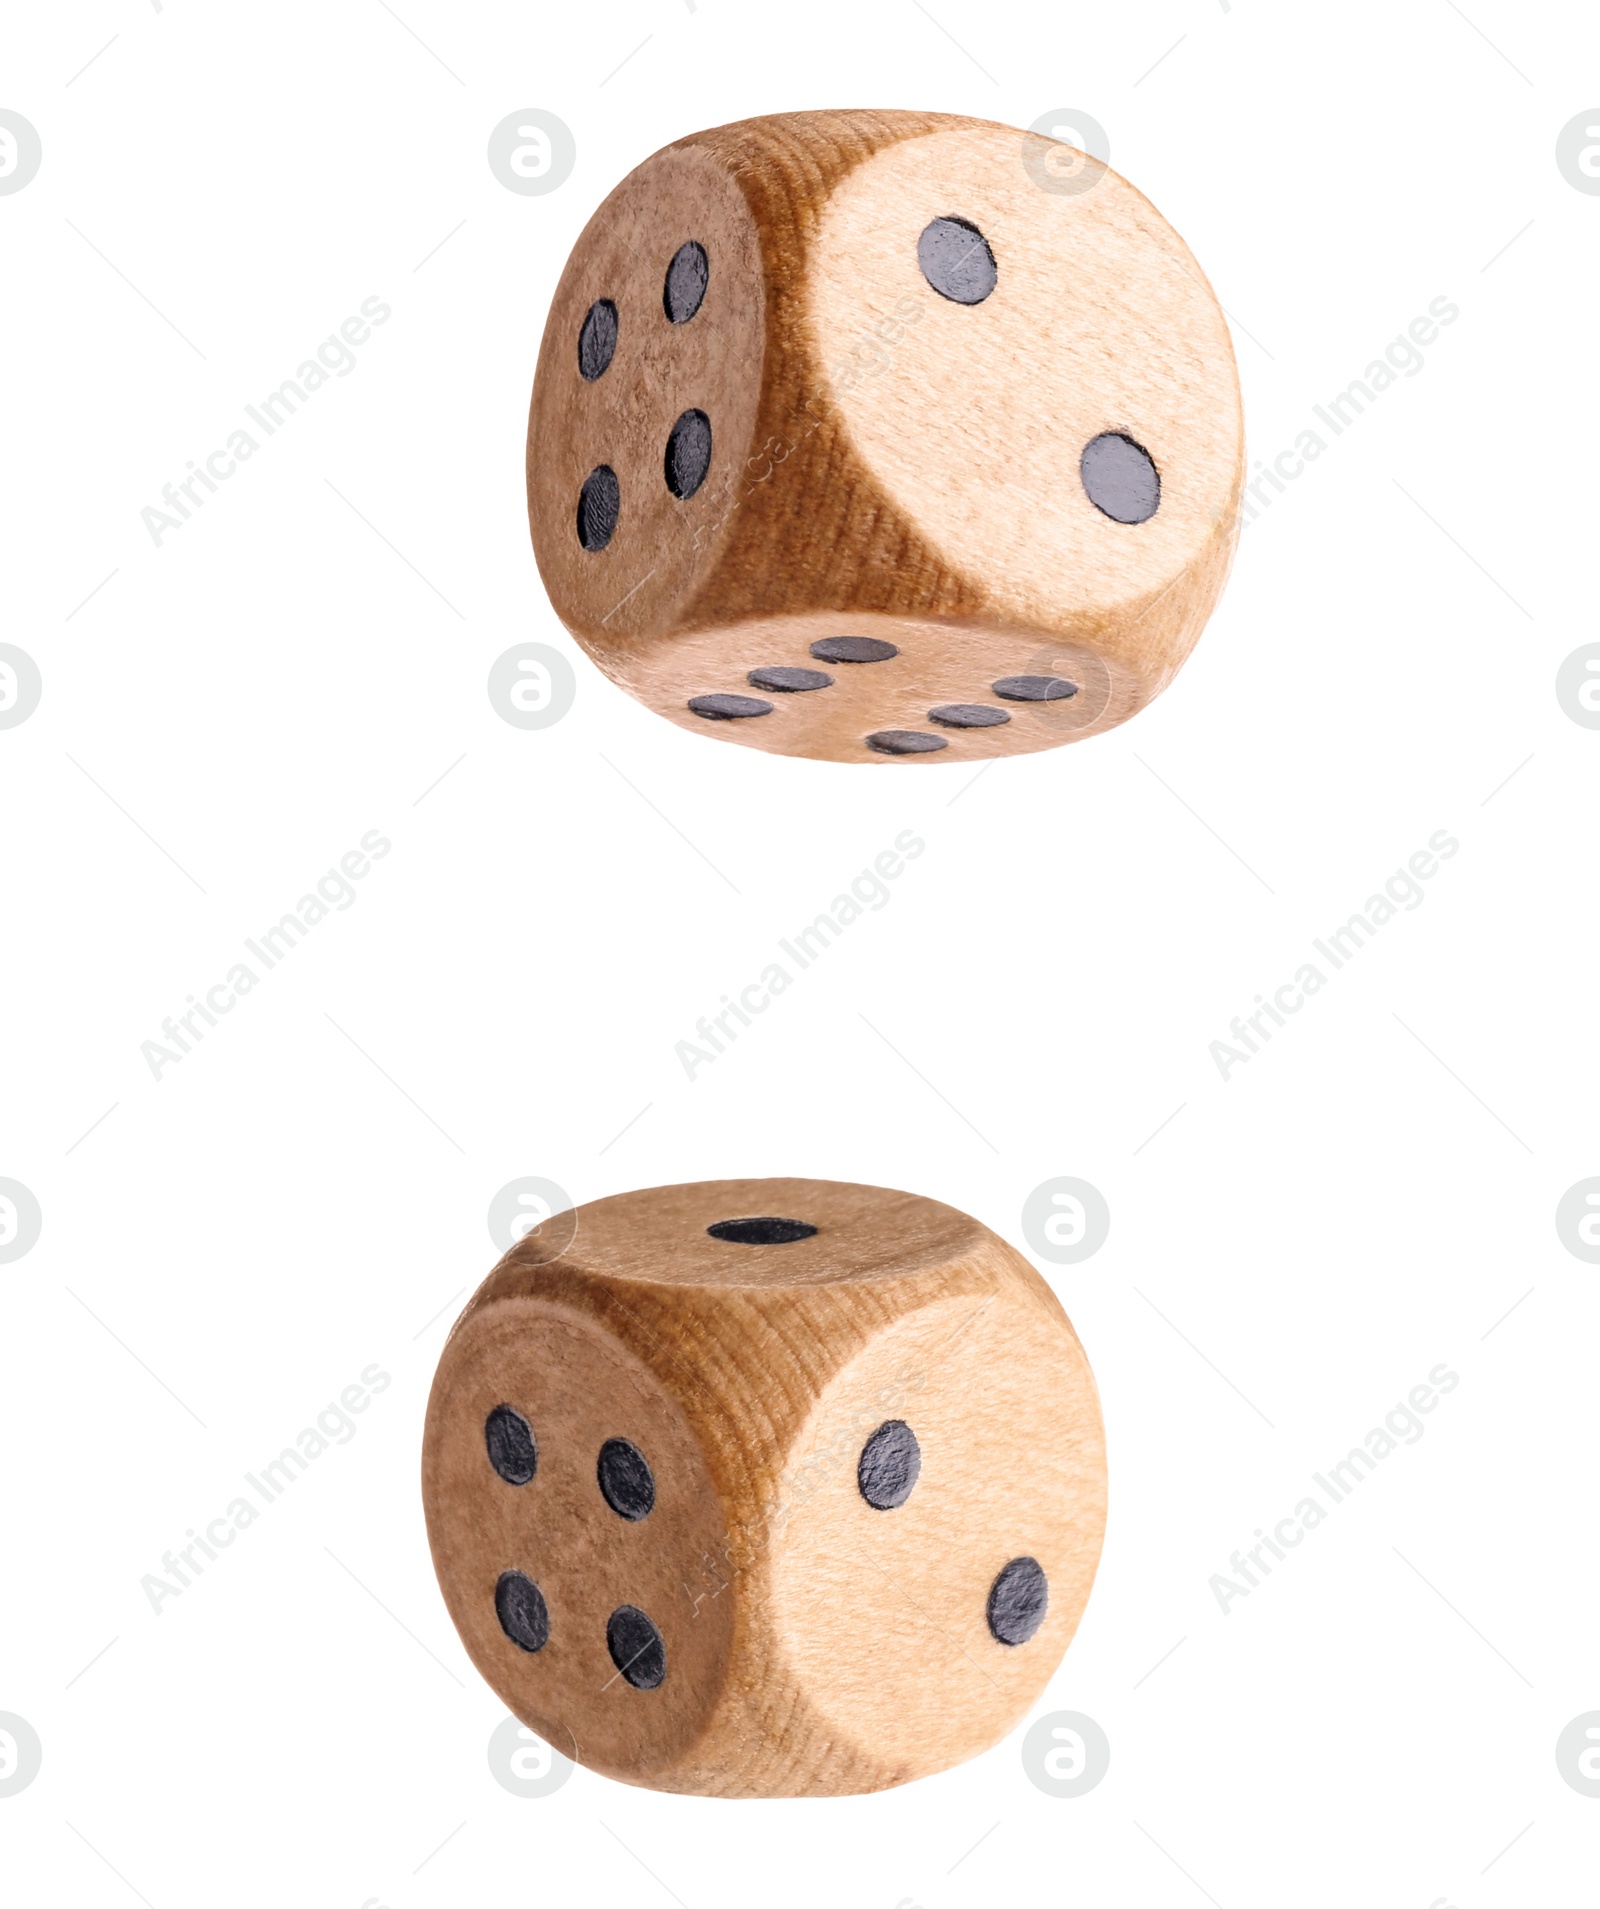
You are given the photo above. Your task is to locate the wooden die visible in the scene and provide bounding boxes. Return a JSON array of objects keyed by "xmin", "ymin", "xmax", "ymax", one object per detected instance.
[
  {"xmin": 526, "ymin": 109, "xmax": 1243, "ymax": 762},
  {"xmin": 422, "ymin": 1178, "xmax": 1106, "ymax": 1795}
]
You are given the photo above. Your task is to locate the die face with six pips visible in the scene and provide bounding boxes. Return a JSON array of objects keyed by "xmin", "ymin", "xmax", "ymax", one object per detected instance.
[
  {"xmin": 526, "ymin": 109, "xmax": 1244, "ymax": 763},
  {"xmin": 421, "ymin": 1178, "xmax": 1107, "ymax": 1796}
]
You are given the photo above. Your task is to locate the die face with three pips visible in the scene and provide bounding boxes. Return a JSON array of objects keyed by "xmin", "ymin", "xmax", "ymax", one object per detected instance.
[
  {"xmin": 527, "ymin": 109, "xmax": 1244, "ymax": 762},
  {"xmin": 422, "ymin": 1179, "xmax": 1106, "ymax": 1796}
]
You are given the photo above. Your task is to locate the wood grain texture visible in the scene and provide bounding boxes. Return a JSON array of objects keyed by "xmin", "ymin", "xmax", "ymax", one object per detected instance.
[
  {"xmin": 422, "ymin": 1178, "xmax": 1107, "ymax": 1796},
  {"xmin": 527, "ymin": 110, "xmax": 1244, "ymax": 763}
]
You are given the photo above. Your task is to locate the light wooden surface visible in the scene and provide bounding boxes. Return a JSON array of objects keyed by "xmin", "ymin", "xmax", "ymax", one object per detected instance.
[
  {"xmin": 527, "ymin": 110, "xmax": 1243, "ymax": 763},
  {"xmin": 422, "ymin": 1178, "xmax": 1107, "ymax": 1796}
]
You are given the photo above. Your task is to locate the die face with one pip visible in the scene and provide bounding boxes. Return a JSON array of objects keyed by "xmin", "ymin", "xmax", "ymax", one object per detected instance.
[
  {"xmin": 422, "ymin": 1178, "xmax": 1106, "ymax": 1796},
  {"xmin": 527, "ymin": 109, "xmax": 1243, "ymax": 762}
]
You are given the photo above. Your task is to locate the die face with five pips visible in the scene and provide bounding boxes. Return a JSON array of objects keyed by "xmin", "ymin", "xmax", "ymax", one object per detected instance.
[
  {"xmin": 421, "ymin": 1178, "xmax": 1106, "ymax": 1796},
  {"xmin": 527, "ymin": 109, "xmax": 1244, "ymax": 763}
]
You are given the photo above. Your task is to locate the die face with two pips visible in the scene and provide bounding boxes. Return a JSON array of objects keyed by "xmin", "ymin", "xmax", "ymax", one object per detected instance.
[
  {"xmin": 422, "ymin": 1178, "xmax": 1106, "ymax": 1796},
  {"xmin": 527, "ymin": 109, "xmax": 1244, "ymax": 763}
]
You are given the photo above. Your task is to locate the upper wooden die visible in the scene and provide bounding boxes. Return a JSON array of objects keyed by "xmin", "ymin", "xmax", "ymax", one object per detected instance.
[{"xmin": 527, "ymin": 109, "xmax": 1244, "ymax": 762}]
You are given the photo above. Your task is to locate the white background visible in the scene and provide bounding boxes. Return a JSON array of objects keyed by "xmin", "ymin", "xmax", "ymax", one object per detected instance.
[{"xmin": 3, "ymin": 2, "xmax": 1596, "ymax": 1904}]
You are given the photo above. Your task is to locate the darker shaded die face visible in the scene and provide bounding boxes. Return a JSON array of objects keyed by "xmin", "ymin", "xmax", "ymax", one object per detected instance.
[
  {"xmin": 564, "ymin": 241, "xmax": 718, "ymax": 558},
  {"xmin": 483, "ymin": 1404, "xmax": 671, "ymax": 1691}
]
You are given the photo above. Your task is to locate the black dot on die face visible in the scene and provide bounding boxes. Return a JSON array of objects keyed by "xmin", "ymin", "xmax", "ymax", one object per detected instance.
[
  {"xmin": 857, "ymin": 1420, "xmax": 921, "ymax": 1510},
  {"xmin": 577, "ymin": 465, "xmax": 620, "ymax": 550},
  {"xmin": 495, "ymin": 1570, "xmax": 550, "ymax": 1653},
  {"xmin": 665, "ymin": 408, "xmax": 713, "ymax": 499},
  {"xmin": 748, "ymin": 666, "xmax": 833, "ymax": 692},
  {"xmin": 688, "ymin": 693, "xmax": 772, "ymax": 721},
  {"xmin": 707, "ymin": 1216, "xmax": 818, "ymax": 1245},
  {"xmin": 1080, "ymin": 432, "xmax": 1161, "ymax": 524},
  {"xmin": 992, "ymin": 674, "xmax": 1078, "ymax": 703},
  {"xmin": 810, "ymin": 636, "xmax": 898, "ymax": 664},
  {"xmin": 607, "ymin": 1604, "xmax": 666, "ymax": 1689},
  {"xmin": 597, "ymin": 1438, "xmax": 656, "ymax": 1521},
  {"xmin": 664, "ymin": 241, "xmax": 709, "ymax": 323},
  {"xmin": 917, "ymin": 216, "xmax": 997, "ymax": 305},
  {"xmin": 484, "ymin": 1405, "xmax": 537, "ymax": 1486},
  {"xmin": 928, "ymin": 704, "xmax": 1010, "ymax": 729},
  {"xmin": 866, "ymin": 730, "xmax": 948, "ymax": 756},
  {"xmin": 987, "ymin": 1556, "xmax": 1049, "ymax": 1646},
  {"xmin": 577, "ymin": 298, "xmax": 618, "ymax": 380}
]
